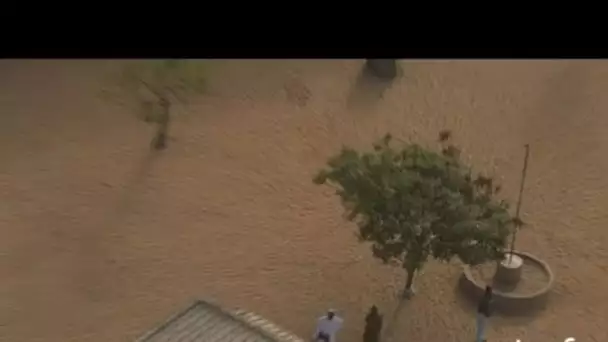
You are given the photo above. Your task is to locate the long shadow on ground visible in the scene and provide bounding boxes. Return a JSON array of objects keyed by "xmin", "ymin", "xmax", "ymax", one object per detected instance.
[
  {"xmin": 382, "ymin": 298, "xmax": 410, "ymax": 342},
  {"xmin": 76, "ymin": 150, "xmax": 162, "ymax": 301}
]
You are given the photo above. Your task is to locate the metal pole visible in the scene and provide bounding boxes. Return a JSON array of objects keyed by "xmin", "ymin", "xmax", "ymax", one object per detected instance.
[{"xmin": 509, "ymin": 144, "xmax": 530, "ymax": 263}]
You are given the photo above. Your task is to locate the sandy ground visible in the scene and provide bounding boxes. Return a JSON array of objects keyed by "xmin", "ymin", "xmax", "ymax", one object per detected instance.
[{"xmin": 1, "ymin": 60, "xmax": 608, "ymax": 342}]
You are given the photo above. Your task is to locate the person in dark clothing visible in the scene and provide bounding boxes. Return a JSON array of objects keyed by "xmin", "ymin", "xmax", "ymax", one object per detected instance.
[
  {"xmin": 363, "ymin": 305, "xmax": 383, "ymax": 342},
  {"xmin": 476, "ymin": 286, "xmax": 493, "ymax": 342}
]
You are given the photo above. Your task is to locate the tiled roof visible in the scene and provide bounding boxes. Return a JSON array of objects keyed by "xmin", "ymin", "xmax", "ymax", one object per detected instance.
[{"xmin": 135, "ymin": 300, "xmax": 305, "ymax": 342}]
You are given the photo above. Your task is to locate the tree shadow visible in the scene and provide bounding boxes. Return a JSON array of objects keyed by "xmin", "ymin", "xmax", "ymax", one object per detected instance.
[
  {"xmin": 381, "ymin": 298, "xmax": 410, "ymax": 342},
  {"xmin": 346, "ymin": 62, "xmax": 397, "ymax": 111},
  {"xmin": 111, "ymin": 150, "xmax": 161, "ymax": 218},
  {"xmin": 75, "ymin": 150, "xmax": 162, "ymax": 300},
  {"xmin": 452, "ymin": 278, "xmax": 479, "ymax": 314}
]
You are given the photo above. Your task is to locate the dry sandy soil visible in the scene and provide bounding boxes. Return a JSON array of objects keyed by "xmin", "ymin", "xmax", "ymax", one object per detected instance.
[{"xmin": 1, "ymin": 60, "xmax": 608, "ymax": 342}]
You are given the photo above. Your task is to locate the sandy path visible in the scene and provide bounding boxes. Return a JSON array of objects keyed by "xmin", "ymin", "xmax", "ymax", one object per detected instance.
[{"xmin": 1, "ymin": 60, "xmax": 607, "ymax": 342}]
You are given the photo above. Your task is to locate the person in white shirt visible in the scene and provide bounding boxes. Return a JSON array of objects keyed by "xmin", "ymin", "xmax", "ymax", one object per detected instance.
[{"xmin": 313, "ymin": 309, "xmax": 344, "ymax": 342}]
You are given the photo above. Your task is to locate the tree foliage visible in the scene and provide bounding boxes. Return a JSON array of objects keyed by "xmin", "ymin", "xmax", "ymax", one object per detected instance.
[{"xmin": 313, "ymin": 132, "xmax": 515, "ymax": 293}]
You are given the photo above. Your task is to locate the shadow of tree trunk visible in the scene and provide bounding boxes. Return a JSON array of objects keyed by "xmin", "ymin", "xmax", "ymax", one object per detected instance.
[
  {"xmin": 381, "ymin": 299, "xmax": 410, "ymax": 342},
  {"xmin": 75, "ymin": 150, "xmax": 161, "ymax": 300},
  {"xmin": 111, "ymin": 151, "xmax": 161, "ymax": 217},
  {"xmin": 152, "ymin": 97, "xmax": 170, "ymax": 150}
]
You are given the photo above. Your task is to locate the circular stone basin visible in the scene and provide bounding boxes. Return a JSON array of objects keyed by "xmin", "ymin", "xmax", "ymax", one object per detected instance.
[
  {"xmin": 495, "ymin": 253, "xmax": 524, "ymax": 285},
  {"xmin": 459, "ymin": 250, "xmax": 554, "ymax": 315}
]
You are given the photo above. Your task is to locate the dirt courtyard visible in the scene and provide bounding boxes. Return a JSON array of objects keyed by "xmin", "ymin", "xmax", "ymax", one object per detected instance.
[{"xmin": 1, "ymin": 60, "xmax": 607, "ymax": 342}]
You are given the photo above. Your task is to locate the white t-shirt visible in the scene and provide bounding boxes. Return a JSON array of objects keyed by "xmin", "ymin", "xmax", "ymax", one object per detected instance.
[{"xmin": 314, "ymin": 315, "xmax": 343, "ymax": 342}]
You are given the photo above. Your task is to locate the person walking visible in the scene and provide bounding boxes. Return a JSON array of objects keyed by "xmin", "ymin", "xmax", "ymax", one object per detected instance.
[
  {"xmin": 313, "ymin": 309, "xmax": 343, "ymax": 342},
  {"xmin": 476, "ymin": 285, "xmax": 493, "ymax": 342}
]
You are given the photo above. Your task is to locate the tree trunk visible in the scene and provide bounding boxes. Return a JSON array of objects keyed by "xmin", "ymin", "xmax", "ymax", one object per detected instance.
[
  {"xmin": 152, "ymin": 97, "xmax": 170, "ymax": 150},
  {"xmin": 403, "ymin": 268, "xmax": 416, "ymax": 299},
  {"xmin": 366, "ymin": 59, "xmax": 397, "ymax": 80}
]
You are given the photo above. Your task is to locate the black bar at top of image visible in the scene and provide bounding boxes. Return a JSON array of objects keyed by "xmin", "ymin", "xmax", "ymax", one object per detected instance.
[{"xmin": 4, "ymin": 48, "xmax": 608, "ymax": 59}]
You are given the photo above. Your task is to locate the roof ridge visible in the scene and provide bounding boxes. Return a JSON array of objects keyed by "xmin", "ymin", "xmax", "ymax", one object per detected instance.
[
  {"xmin": 231, "ymin": 308, "xmax": 306, "ymax": 342},
  {"xmin": 134, "ymin": 300, "xmax": 202, "ymax": 342},
  {"xmin": 134, "ymin": 298, "xmax": 306, "ymax": 342}
]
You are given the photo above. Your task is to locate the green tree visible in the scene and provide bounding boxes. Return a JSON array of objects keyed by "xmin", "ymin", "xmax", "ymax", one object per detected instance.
[
  {"xmin": 118, "ymin": 59, "xmax": 206, "ymax": 150},
  {"xmin": 313, "ymin": 131, "xmax": 515, "ymax": 298}
]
